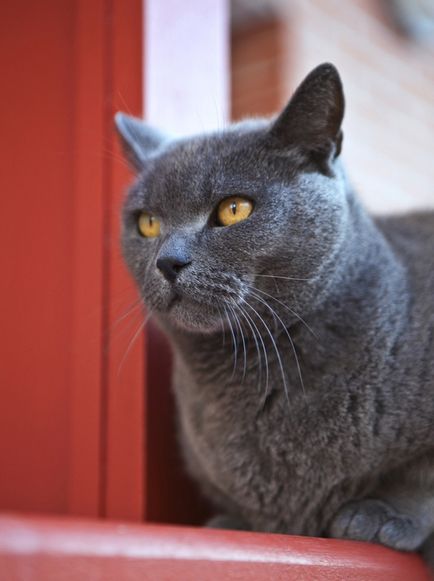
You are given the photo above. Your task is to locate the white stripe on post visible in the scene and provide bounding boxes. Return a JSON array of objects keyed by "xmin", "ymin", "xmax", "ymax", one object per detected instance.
[{"xmin": 145, "ymin": 0, "xmax": 229, "ymax": 135}]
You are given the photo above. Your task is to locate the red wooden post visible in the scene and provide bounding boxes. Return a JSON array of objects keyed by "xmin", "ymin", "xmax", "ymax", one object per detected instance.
[
  {"xmin": 0, "ymin": 0, "xmax": 144, "ymax": 519},
  {"xmin": 69, "ymin": 0, "xmax": 144, "ymax": 520},
  {"xmin": 0, "ymin": 0, "xmax": 76, "ymax": 515},
  {"xmin": 103, "ymin": 0, "xmax": 145, "ymax": 523},
  {"xmin": 69, "ymin": 0, "xmax": 108, "ymax": 519}
]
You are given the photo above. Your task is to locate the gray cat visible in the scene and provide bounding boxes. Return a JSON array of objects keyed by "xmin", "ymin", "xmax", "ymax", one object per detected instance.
[{"xmin": 115, "ymin": 63, "xmax": 434, "ymax": 567}]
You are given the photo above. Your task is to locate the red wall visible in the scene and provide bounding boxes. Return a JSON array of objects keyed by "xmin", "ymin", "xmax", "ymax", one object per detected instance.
[
  {"xmin": 0, "ymin": 0, "xmax": 76, "ymax": 514},
  {"xmin": 231, "ymin": 19, "xmax": 287, "ymax": 121},
  {"xmin": 0, "ymin": 0, "xmax": 144, "ymax": 519}
]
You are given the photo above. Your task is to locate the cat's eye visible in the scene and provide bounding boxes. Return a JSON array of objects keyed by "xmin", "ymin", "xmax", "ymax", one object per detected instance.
[
  {"xmin": 138, "ymin": 212, "xmax": 161, "ymax": 238},
  {"xmin": 216, "ymin": 196, "xmax": 253, "ymax": 227}
]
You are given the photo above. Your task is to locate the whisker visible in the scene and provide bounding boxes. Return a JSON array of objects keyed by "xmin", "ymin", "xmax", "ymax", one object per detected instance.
[
  {"xmin": 241, "ymin": 297, "xmax": 289, "ymax": 406},
  {"xmin": 253, "ymin": 273, "xmax": 311, "ymax": 282},
  {"xmin": 250, "ymin": 290, "xmax": 306, "ymax": 398},
  {"xmin": 110, "ymin": 297, "xmax": 145, "ymax": 334},
  {"xmin": 106, "ymin": 307, "xmax": 145, "ymax": 354},
  {"xmin": 100, "ymin": 147, "xmax": 132, "ymax": 171},
  {"xmin": 117, "ymin": 310, "xmax": 153, "ymax": 377},
  {"xmin": 231, "ymin": 300, "xmax": 265, "ymax": 396},
  {"xmin": 272, "ymin": 276, "xmax": 280, "ymax": 294},
  {"xmin": 224, "ymin": 305, "xmax": 238, "ymax": 379},
  {"xmin": 228, "ymin": 303, "xmax": 247, "ymax": 384},
  {"xmin": 249, "ymin": 285, "xmax": 317, "ymax": 339},
  {"xmin": 216, "ymin": 303, "xmax": 226, "ymax": 347}
]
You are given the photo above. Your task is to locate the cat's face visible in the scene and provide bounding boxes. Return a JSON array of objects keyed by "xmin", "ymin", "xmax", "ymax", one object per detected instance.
[{"xmin": 117, "ymin": 63, "xmax": 347, "ymax": 333}]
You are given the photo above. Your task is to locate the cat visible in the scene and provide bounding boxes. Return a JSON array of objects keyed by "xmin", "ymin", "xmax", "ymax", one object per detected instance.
[{"xmin": 115, "ymin": 63, "xmax": 434, "ymax": 568}]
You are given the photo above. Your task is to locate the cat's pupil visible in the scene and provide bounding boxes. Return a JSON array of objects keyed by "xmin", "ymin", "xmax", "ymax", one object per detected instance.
[{"xmin": 230, "ymin": 202, "xmax": 237, "ymax": 215}]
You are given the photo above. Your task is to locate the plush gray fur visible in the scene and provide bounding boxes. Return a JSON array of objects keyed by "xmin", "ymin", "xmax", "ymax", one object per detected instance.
[{"xmin": 116, "ymin": 64, "xmax": 434, "ymax": 568}]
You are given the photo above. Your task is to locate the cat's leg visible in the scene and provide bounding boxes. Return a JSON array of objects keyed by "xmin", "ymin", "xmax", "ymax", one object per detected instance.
[{"xmin": 328, "ymin": 453, "xmax": 434, "ymax": 551}]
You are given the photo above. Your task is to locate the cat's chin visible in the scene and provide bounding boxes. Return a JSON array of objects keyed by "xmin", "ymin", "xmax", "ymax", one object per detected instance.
[{"xmin": 163, "ymin": 295, "xmax": 222, "ymax": 334}]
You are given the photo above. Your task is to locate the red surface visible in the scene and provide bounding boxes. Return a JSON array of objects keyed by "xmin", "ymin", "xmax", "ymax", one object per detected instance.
[
  {"xmin": 0, "ymin": 0, "xmax": 75, "ymax": 514},
  {"xmin": 0, "ymin": 0, "xmax": 144, "ymax": 520},
  {"xmin": 68, "ymin": 0, "xmax": 107, "ymax": 520},
  {"xmin": 69, "ymin": 0, "xmax": 145, "ymax": 521},
  {"xmin": 104, "ymin": 0, "xmax": 145, "ymax": 521},
  {"xmin": 0, "ymin": 0, "xmax": 213, "ymax": 525},
  {"xmin": 0, "ymin": 514, "xmax": 429, "ymax": 580}
]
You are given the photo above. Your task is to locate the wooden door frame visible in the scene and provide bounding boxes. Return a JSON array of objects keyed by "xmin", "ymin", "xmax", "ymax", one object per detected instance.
[{"xmin": 69, "ymin": 0, "xmax": 144, "ymax": 521}]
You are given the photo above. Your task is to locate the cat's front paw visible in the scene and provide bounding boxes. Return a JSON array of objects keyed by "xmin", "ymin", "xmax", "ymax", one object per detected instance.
[{"xmin": 329, "ymin": 499, "xmax": 425, "ymax": 551}]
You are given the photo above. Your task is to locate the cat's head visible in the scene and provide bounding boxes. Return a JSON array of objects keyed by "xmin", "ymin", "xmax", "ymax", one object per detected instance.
[{"xmin": 116, "ymin": 63, "xmax": 348, "ymax": 333}]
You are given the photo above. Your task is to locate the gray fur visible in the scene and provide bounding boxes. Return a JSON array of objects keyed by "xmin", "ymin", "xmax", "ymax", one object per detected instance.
[{"xmin": 116, "ymin": 64, "xmax": 434, "ymax": 567}]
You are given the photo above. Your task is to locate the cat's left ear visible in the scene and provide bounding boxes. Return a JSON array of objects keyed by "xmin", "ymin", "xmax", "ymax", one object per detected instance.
[
  {"xmin": 270, "ymin": 63, "xmax": 344, "ymax": 163},
  {"xmin": 114, "ymin": 112, "xmax": 167, "ymax": 172}
]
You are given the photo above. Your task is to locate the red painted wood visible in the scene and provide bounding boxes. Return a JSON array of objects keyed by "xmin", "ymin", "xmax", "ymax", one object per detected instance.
[
  {"xmin": 0, "ymin": 515, "xmax": 429, "ymax": 580},
  {"xmin": 104, "ymin": 0, "xmax": 145, "ymax": 522},
  {"xmin": 0, "ymin": 0, "xmax": 75, "ymax": 514},
  {"xmin": 0, "ymin": 0, "xmax": 144, "ymax": 519},
  {"xmin": 69, "ymin": 0, "xmax": 145, "ymax": 520},
  {"xmin": 70, "ymin": 0, "xmax": 145, "ymax": 520},
  {"xmin": 68, "ymin": 0, "xmax": 107, "ymax": 519}
]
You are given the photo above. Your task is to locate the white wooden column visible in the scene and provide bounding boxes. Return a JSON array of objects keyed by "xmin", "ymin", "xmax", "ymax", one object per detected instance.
[{"xmin": 145, "ymin": 0, "xmax": 229, "ymax": 135}]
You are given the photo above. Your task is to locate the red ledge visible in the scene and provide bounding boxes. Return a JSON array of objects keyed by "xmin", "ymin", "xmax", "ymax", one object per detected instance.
[{"xmin": 0, "ymin": 513, "xmax": 429, "ymax": 580}]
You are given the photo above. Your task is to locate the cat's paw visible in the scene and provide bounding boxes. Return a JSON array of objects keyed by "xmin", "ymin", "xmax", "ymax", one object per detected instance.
[{"xmin": 329, "ymin": 499, "xmax": 425, "ymax": 551}]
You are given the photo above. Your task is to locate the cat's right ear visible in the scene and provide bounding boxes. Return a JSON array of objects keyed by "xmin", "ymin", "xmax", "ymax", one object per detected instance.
[
  {"xmin": 269, "ymin": 63, "xmax": 344, "ymax": 163},
  {"xmin": 114, "ymin": 112, "xmax": 166, "ymax": 172}
]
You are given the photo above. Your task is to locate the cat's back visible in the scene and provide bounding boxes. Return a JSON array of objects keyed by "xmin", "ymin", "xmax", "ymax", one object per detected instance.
[
  {"xmin": 375, "ymin": 211, "xmax": 434, "ymax": 286},
  {"xmin": 376, "ymin": 209, "xmax": 434, "ymax": 237},
  {"xmin": 376, "ymin": 210, "xmax": 434, "ymax": 371}
]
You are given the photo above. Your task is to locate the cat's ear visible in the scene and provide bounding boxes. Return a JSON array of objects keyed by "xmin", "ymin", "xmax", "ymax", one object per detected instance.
[
  {"xmin": 114, "ymin": 112, "xmax": 166, "ymax": 172},
  {"xmin": 270, "ymin": 63, "xmax": 344, "ymax": 162}
]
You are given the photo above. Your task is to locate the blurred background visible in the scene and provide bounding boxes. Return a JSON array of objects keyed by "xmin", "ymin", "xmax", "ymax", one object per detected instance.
[
  {"xmin": 0, "ymin": 0, "xmax": 433, "ymax": 528},
  {"xmin": 231, "ymin": 0, "xmax": 434, "ymax": 214}
]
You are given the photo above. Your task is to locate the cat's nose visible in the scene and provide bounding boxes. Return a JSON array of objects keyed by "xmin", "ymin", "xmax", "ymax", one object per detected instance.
[{"xmin": 156, "ymin": 256, "xmax": 191, "ymax": 283}]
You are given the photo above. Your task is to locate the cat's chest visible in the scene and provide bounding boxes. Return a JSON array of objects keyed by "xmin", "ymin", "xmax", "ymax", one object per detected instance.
[
  {"xmin": 176, "ymin": 350, "xmax": 434, "ymax": 537},
  {"xmin": 176, "ymin": 383, "xmax": 283, "ymax": 517},
  {"xmin": 174, "ymin": 374, "xmax": 343, "ymax": 519}
]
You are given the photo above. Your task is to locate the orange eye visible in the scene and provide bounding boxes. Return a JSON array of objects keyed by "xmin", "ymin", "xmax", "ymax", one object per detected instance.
[
  {"xmin": 138, "ymin": 212, "xmax": 160, "ymax": 238},
  {"xmin": 217, "ymin": 197, "xmax": 253, "ymax": 227}
]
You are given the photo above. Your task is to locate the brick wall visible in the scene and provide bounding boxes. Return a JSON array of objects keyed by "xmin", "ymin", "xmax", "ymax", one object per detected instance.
[
  {"xmin": 231, "ymin": 19, "xmax": 287, "ymax": 120},
  {"xmin": 231, "ymin": 0, "xmax": 434, "ymax": 214}
]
